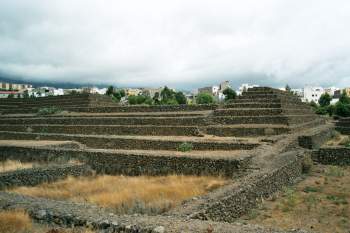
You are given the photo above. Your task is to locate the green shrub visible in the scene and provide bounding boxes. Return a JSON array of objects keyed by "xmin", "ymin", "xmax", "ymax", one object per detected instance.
[
  {"xmin": 303, "ymin": 186, "xmax": 321, "ymax": 193},
  {"xmin": 335, "ymin": 102, "xmax": 350, "ymax": 117},
  {"xmin": 223, "ymin": 88, "xmax": 237, "ymax": 101},
  {"xmin": 177, "ymin": 142, "xmax": 193, "ymax": 152},
  {"xmin": 37, "ymin": 107, "xmax": 61, "ymax": 116},
  {"xmin": 326, "ymin": 194, "xmax": 348, "ymax": 205},
  {"xmin": 196, "ymin": 93, "xmax": 214, "ymax": 104}
]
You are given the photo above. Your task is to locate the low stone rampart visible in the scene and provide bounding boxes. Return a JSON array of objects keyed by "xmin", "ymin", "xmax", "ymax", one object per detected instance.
[
  {"xmin": 185, "ymin": 150, "xmax": 304, "ymax": 222},
  {"xmin": 0, "ymin": 164, "xmax": 92, "ymax": 190},
  {"xmin": 0, "ymin": 146, "xmax": 251, "ymax": 178},
  {"xmin": 312, "ymin": 146, "xmax": 350, "ymax": 165},
  {"xmin": 0, "ymin": 131, "xmax": 259, "ymax": 150},
  {"xmin": 298, "ymin": 123, "xmax": 334, "ymax": 149}
]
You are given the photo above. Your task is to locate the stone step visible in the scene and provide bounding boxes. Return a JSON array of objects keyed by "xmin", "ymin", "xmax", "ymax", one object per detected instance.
[
  {"xmin": 213, "ymin": 115, "xmax": 317, "ymax": 125},
  {"xmin": 205, "ymin": 124, "xmax": 290, "ymax": 137},
  {"xmin": 0, "ymin": 111, "xmax": 209, "ymax": 118},
  {"xmin": 235, "ymin": 97, "xmax": 302, "ymax": 104},
  {"xmin": 213, "ymin": 116, "xmax": 289, "ymax": 125},
  {"xmin": 0, "ymin": 131, "xmax": 260, "ymax": 151},
  {"xmin": 223, "ymin": 102, "xmax": 312, "ymax": 110},
  {"xmin": 214, "ymin": 108, "xmax": 313, "ymax": 116},
  {"xmin": 0, "ymin": 116, "xmax": 208, "ymax": 126},
  {"xmin": 2, "ymin": 104, "xmax": 218, "ymax": 114},
  {"xmin": 1, "ymin": 124, "xmax": 202, "ymax": 136},
  {"xmin": 222, "ymin": 103, "xmax": 283, "ymax": 109}
]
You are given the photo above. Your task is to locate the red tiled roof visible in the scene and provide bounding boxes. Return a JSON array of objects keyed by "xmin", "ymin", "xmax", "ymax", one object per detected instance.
[{"xmin": 0, "ymin": 91, "xmax": 19, "ymax": 94}]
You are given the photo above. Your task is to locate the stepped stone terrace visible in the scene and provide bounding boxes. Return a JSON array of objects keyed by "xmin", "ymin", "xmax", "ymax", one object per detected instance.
[{"xmin": 0, "ymin": 87, "xmax": 335, "ymax": 232}]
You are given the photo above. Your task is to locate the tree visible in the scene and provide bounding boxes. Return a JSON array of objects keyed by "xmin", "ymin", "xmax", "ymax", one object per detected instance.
[
  {"xmin": 335, "ymin": 102, "xmax": 350, "ymax": 117},
  {"xmin": 222, "ymin": 88, "xmax": 237, "ymax": 101},
  {"xmin": 106, "ymin": 86, "xmax": 114, "ymax": 96},
  {"xmin": 318, "ymin": 93, "xmax": 331, "ymax": 107},
  {"xmin": 175, "ymin": 92, "xmax": 187, "ymax": 104},
  {"xmin": 128, "ymin": 95, "xmax": 137, "ymax": 105},
  {"xmin": 285, "ymin": 84, "xmax": 291, "ymax": 92},
  {"xmin": 119, "ymin": 89, "xmax": 126, "ymax": 97},
  {"xmin": 153, "ymin": 92, "xmax": 160, "ymax": 105},
  {"xmin": 160, "ymin": 86, "xmax": 175, "ymax": 103},
  {"xmin": 7, "ymin": 93, "xmax": 14, "ymax": 98},
  {"xmin": 23, "ymin": 90, "xmax": 29, "ymax": 98},
  {"xmin": 196, "ymin": 93, "xmax": 214, "ymax": 104},
  {"xmin": 339, "ymin": 90, "xmax": 350, "ymax": 104},
  {"xmin": 309, "ymin": 100, "xmax": 318, "ymax": 109},
  {"xmin": 112, "ymin": 91, "xmax": 122, "ymax": 102}
]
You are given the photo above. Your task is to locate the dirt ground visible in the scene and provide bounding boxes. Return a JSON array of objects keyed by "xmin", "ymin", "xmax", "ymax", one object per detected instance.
[{"xmin": 239, "ymin": 164, "xmax": 350, "ymax": 233}]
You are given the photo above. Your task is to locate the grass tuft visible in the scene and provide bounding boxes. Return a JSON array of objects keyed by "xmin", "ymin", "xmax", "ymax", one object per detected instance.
[
  {"xmin": 0, "ymin": 209, "xmax": 32, "ymax": 233},
  {"xmin": 0, "ymin": 160, "xmax": 33, "ymax": 173},
  {"xmin": 37, "ymin": 106, "xmax": 62, "ymax": 116},
  {"xmin": 177, "ymin": 142, "xmax": 193, "ymax": 152}
]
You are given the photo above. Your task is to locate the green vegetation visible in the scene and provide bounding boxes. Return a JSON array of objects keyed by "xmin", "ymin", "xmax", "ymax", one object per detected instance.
[
  {"xmin": 37, "ymin": 107, "xmax": 61, "ymax": 116},
  {"xmin": 312, "ymin": 91, "xmax": 350, "ymax": 117},
  {"xmin": 325, "ymin": 166, "xmax": 345, "ymax": 177},
  {"xmin": 105, "ymin": 85, "xmax": 126, "ymax": 102},
  {"xmin": 280, "ymin": 188, "xmax": 297, "ymax": 212},
  {"xmin": 222, "ymin": 87, "xmax": 237, "ymax": 101},
  {"xmin": 177, "ymin": 142, "xmax": 193, "ymax": 152},
  {"xmin": 319, "ymin": 93, "xmax": 332, "ymax": 107},
  {"xmin": 175, "ymin": 91, "xmax": 187, "ymax": 104},
  {"xmin": 196, "ymin": 93, "xmax": 214, "ymax": 104}
]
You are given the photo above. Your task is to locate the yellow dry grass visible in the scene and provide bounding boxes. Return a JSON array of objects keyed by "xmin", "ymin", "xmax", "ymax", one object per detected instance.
[
  {"xmin": 0, "ymin": 209, "xmax": 95, "ymax": 233},
  {"xmin": 0, "ymin": 209, "xmax": 32, "ymax": 233},
  {"xmin": 12, "ymin": 175, "xmax": 227, "ymax": 214},
  {"xmin": 0, "ymin": 160, "xmax": 33, "ymax": 173}
]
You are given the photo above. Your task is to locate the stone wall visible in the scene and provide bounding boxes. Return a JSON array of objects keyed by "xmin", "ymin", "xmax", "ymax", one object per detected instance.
[
  {"xmin": 298, "ymin": 123, "xmax": 334, "ymax": 149},
  {"xmin": 0, "ymin": 192, "xmax": 308, "ymax": 233},
  {"xmin": 0, "ymin": 146, "xmax": 251, "ymax": 178},
  {"xmin": 0, "ymin": 132, "xmax": 259, "ymax": 151},
  {"xmin": 312, "ymin": 146, "xmax": 350, "ymax": 165},
  {"xmin": 0, "ymin": 164, "xmax": 92, "ymax": 190},
  {"xmin": 188, "ymin": 150, "xmax": 304, "ymax": 222}
]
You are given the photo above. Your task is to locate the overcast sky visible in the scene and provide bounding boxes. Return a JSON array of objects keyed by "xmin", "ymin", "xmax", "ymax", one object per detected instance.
[{"xmin": 1, "ymin": 0, "xmax": 350, "ymax": 89}]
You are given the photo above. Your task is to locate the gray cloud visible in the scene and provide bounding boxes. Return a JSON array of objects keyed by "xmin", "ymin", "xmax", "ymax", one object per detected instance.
[{"xmin": 1, "ymin": 0, "xmax": 350, "ymax": 89}]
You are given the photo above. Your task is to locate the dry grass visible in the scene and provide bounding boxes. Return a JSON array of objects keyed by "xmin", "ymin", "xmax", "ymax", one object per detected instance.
[
  {"xmin": 326, "ymin": 134, "xmax": 350, "ymax": 147},
  {"xmin": 0, "ymin": 160, "xmax": 33, "ymax": 173},
  {"xmin": 11, "ymin": 175, "xmax": 227, "ymax": 214},
  {"xmin": 0, "ymin": 209, "xmax": 32, "ymax": 233},
  {"xmin": 0, "ymin": 210, "xmax": 95, "ymax": 233},
  {"xmin": 0, "ymin": 159, "xmax": 82, "ymax": 173},
  {"xmin": 241, "ymin": 164, "xmax": 350, "ymax": 233}
]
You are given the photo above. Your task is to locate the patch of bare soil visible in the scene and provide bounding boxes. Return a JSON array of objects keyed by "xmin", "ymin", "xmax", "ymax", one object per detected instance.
[{"xmin": 239, "ymin": 164, "xmax": 350, "ymax": 233}]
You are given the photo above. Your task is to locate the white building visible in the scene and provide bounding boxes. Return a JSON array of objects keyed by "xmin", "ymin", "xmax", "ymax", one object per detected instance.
[
  {"xmin": 237, "ymin": 84, "xmax": 259, "ymax": 95},
  {"xmin": 324, "ymin": 87, "xmax": 340, "ymax": 96},
  {"xmin": 198, "ymin": 81, "xmax": 231, "ymax": 101},
  {"xmin": 53, "ymin": 88, "xmax": 64, "ymax": 96},
  {"xmin": 303, "ymin": 86, "xmax": 324, "ymax": 103},
  {"xmin": 291, "ymin": 88, "xmax": 304, "ymax": 98}
]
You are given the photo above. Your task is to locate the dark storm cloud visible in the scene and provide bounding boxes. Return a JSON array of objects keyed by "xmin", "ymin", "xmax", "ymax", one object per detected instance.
[{"xmin": 1, "ymin": 0, "xmax": 350, "ymax": 89}]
